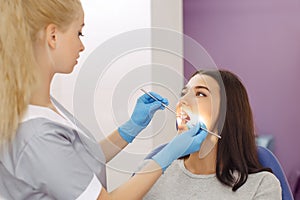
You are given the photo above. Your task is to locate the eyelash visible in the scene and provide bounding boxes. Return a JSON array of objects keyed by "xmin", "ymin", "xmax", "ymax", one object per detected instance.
[
  {"xmin": 78, "ymin": 32, "xmax": 84, "ymax": 37},
  {"xmin": 195, "ymin": 92, "xmax": 206, "ymax": 97},
  {"xmin": 180, "ymin": 90, "xmax": 207, "ymax": 97}
]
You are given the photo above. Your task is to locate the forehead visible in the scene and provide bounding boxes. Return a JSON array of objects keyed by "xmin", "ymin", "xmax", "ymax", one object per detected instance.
[
  {"xmin": 186, "ymin": 74, "xmax": 220, "ymax": 92},
  {"xmin": 79, "ymin": 6, "xmax": 84, "ymax": 21},
  {"xmin": 76, "ymin": 7, "xmax": 84, "ymax": 24},
  {"xmin": 70, "ymin": 6, "xmax": 84, "ymax": 26}
]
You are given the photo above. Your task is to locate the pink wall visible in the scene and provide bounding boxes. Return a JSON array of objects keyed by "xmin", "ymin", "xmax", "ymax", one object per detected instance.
[{"xmin": 183, "ymin": 0, "xmax": 300, "ymax": 184}]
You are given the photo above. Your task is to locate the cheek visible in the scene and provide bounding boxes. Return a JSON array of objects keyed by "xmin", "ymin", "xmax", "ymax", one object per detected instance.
[
  {"xmin": 63, "ymin": 36, "xmax": 76, "ymax": 53},
  {"xmin": 196, "ymin": 100, "xmax": 213, "ymax": 129},
  {"xmin": 203, "ymin": 98, "xmax": 220, "ymax": 131}
]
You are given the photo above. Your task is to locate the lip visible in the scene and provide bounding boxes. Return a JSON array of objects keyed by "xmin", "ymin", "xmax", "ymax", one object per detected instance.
[
  {"xmin": 75, "ymin": 56, "xmax": 80, "ymax": 64},
  {"xmin": 176, "ymin": 109, "xmax": 191, "ymax": 130},
  {"xmin": 180, "ymin": 110, "xmax": 190, "ymax": 123}
]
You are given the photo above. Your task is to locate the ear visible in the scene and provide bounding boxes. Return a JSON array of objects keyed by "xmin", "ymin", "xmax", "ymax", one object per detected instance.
[{"xmin": 45, "ymin": 24, "xmax": 58, "ymax": 49}]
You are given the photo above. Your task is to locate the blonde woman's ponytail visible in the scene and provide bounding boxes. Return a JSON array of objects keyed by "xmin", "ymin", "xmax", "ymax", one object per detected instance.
[
  {"xmin": 0, "ymin": 0, "xmax": 82, "ymax": 145},
  {"xmin": 0, "ymin": 1, "xmax": 37, "ymax": 143}
]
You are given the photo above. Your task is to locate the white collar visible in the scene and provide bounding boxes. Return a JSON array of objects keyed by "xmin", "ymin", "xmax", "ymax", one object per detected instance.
[
  {"xmin": 22, "ymin": 104, "xmax": 90, "ymax": 138},
  {"xmin": 22, "ymin": 105, "xmax": 73, "ymax": 128}
]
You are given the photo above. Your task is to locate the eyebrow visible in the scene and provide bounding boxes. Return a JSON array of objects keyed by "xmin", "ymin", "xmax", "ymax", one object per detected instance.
[
  {"xmin": 81, "ymin": 23, "xmax": 85, "ymax": 27},
  {"xmin": 181, "ymin": 85, "xmax": 210, "ymax": 92},
  {"xmin": 194, "ymin": 85, "xmax": 210, "ymax": 92}
]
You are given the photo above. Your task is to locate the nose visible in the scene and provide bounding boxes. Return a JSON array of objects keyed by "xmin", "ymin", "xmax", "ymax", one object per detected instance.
[
  {"xmin": 176, "ymin": 94, "xmax": 194, "ymax": 113},
  {"xmin": 176, "ymin": 97, "xmax": 189, "ymax": 111},
  {"xmin": 178, "ymin": 96, "xmax": 189, "ymax": 107},
  {"xmin": 80, "ymin": 40, "xmax": 85, "ymax": 52}
]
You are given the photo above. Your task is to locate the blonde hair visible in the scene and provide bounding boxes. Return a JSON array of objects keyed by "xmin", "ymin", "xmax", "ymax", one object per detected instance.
[{"xmin": 0, "ymin": 0, "xmax": 82, "ymax": 144}]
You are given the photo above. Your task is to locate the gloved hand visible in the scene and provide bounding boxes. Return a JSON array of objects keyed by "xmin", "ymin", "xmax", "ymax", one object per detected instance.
[
  {"xmin": 118, "ymin": 92, "xmax": 169, "ymax": 143},
  {"xmin": 152, "ymin": 122, "xmax": 208, "ymax": 172}
]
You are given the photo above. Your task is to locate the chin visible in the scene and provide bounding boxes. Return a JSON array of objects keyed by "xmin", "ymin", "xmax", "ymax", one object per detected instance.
[
  {"xmin": 177, "ymin": 124, "xmax": 189, "ymax": 133},
  {"xmin": 61, "ymin": 66, "xmax": 76, "ymax": 74}
]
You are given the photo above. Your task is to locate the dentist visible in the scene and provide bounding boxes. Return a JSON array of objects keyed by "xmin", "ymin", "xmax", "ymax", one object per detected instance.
[{"xmin": 0, "ymin": 0, "xmax": 207, "ymax": 199}]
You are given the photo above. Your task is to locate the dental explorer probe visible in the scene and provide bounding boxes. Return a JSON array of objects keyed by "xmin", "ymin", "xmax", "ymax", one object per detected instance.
[
  {"xmin": 140, "ymin": 88, "xmax": 221, "ymax": 139},
  {"xmin": 187, "ymin": 122, "xmax": 221, "ymax": 139},
  {"xmin": 140, "ymin": 88, "xmax": 177, "ymax": 115}
]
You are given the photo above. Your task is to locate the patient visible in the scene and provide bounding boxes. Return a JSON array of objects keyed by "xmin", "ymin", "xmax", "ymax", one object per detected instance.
[{"xmin": 144, "ymin": 69, "xmax": 281, "ymax": 200}]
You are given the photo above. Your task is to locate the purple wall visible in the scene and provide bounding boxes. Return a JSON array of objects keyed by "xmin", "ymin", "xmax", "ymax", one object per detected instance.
[{"xmin": 183, "ymin": 0, "xmax": 300, "ymax": 187}]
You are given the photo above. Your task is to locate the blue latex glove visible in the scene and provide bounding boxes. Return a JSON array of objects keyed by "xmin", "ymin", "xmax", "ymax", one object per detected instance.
[
  {"xmin": 118, "ymin": 92, "xmax": 169, "ymax": 143},
  {"xmin": 152, "ymin": 122, "xmax": 208, "ymax": 172}
]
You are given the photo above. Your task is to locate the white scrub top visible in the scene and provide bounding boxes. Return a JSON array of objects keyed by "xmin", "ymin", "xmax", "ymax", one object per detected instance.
[{"xmin": 0, "ymin": 97, "xmax": 106, "ymax": 199}]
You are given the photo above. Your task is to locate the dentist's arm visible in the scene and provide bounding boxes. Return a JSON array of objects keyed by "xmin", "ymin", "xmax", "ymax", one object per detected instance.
[
  {"xmin": 100, "ymin": 92, "xmax": 168, "ymax": 162},
  {"xmin": 98, "ymin": 124, "xmax": 208, "ymax": 200}
]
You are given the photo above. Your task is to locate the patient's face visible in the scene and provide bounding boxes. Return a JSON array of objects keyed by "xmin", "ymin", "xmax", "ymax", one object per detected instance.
[
  {"xmin": 176, "ymin": 74, "xmax": 221, "ymax": 158},
  {"xmin": 177, "ymin": 74, "xmax": 220, "ymax": 132}
]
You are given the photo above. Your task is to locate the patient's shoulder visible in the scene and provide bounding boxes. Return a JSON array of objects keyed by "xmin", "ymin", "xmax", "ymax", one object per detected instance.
[
  {"xmin": 249, "ymin": 171, "xmax": 280, "ymax": 184},
  {"xmin": 231, "ymin": 171, "xmax": 280, "ymax": 192},
  {"xmin": 251, "ymin": 171, "xmax": 282, "ymax": 199}
]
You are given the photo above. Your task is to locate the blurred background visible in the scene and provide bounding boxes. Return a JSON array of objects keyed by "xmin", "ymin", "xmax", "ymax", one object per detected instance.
[{"xmin": 51, "ymin": 0, "xmax": 300, "ymax": 198}]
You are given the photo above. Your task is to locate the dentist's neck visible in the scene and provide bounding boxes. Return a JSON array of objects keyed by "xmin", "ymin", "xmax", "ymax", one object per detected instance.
[{"xmin": 30, "ymin": 68, "xmax": 54, "ymax": 108}]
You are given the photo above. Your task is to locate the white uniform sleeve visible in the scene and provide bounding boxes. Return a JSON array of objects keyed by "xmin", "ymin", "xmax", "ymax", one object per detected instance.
[
  {"xmin": 15, "ymin": 130, "xmax": 102, "ymax": 200},
  {"xmin": 76, "ymin": 174, "xmax": 102, "ymax": 200}
]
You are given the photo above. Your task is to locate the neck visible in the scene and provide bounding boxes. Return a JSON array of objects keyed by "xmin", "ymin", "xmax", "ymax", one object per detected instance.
[
  {"xmin": 184, "ymin": 144, "xmax": 217, "ymax": 175},
  {"xmin": 30, "ymin": 36, "xmax": 58, "ymax": 108},
  {"xmin": 30, "ymin": 69, "xmax": 54, "ymax": 108}
]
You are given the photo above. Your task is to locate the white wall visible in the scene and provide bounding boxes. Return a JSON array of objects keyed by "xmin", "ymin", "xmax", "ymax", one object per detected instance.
[
  {"xmin": 52, "ymin": 0, "xmax": 152, "ymax": 112},
  {"xmin": 51, "ymin": 0, "xmax": 183, "ymax": 191},
  {"xmin": 151, "ymin": 0, "xmax": 183, "ymax": 147}
]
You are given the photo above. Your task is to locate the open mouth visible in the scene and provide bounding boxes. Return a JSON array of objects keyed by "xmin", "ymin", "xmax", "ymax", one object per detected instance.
[
  {"xmin": 179, "ymin": 111, "xmax": 190, "ymax": 123},
  {"xmin": 176, "ymin": 108, "xmax": 192, "ymax": 130},
  {"xmin": 176, "ymin": 108, "xmax": 204, "ymax": 131}
]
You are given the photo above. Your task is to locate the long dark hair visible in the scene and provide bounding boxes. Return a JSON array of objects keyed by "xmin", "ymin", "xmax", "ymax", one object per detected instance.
[{"xmin": 191, "ymin": 69, "xmax": 271, "ymax": 191}]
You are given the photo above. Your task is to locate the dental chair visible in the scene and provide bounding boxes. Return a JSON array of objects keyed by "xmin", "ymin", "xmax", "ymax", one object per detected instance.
[
  {"xmin": 257, "ymin": 146, "xmax": 294, "ymax": 200},
  {"xmin": 144, "ymin": 144, "xmax": 294, "ymax": 200}
]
